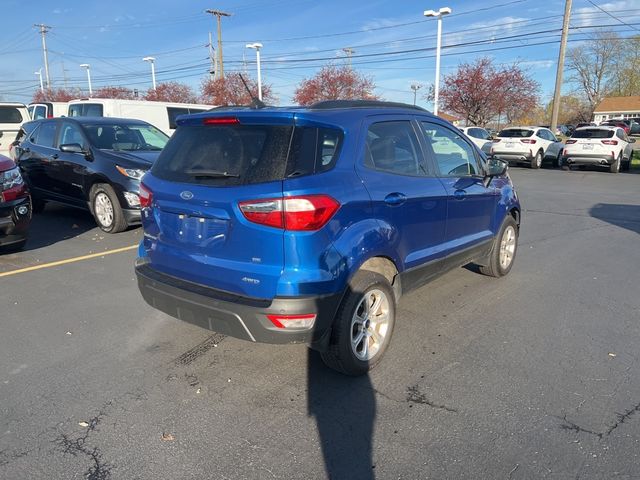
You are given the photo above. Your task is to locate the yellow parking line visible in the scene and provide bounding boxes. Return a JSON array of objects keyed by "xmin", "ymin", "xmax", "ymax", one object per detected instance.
[{"xmin": 0, "ymin": 244, "xmax": 138, "ymax": 278}]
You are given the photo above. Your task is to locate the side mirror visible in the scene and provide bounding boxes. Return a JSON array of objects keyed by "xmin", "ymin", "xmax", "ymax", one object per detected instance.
[
  {"xmin": 484, "ymin": 158, "xmax": 508, "ymax": 187},
  {"xmin": 630, "ymin": 138, "xmax": 636, "ymax": 143},
  {"xmin": 60, "ymin": 143, "xmax": 84, "ymax": 154}
]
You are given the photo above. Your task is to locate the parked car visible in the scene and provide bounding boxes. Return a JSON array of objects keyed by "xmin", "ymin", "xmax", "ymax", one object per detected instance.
[
  {"xmin": 28, "ymin": 102, "xmax": 68, "ymax": 120},
  {"xmin": 67, "ymin": 99, "xmax": 213, "ymax": 136},
  {"xmin": 0, "ymin": 154, "xmax": 31, "ymax": 250},
  {"xmin": 0, "ymin": 103, "xmax": 30, "ymax": 158},
  {"xmin": 8, "ymin": 121, "xmax": 38, "ymax": 161},
  {"xmin": 563, "ymin": 126, "xmax": 634, "ymax": 173},
  {"xmin": 460, "ymin": 126, "xmax": 492, "ymax": 154},
  {"xmin": 135, "ymin": 100, "xmax": 521, "ymax": 376},
  {"xmin": 600, "ymin": 120, "xmax": 630, "ymax": 135},
  {"xmin": 16, "ymin": 117, "xmax": 169, "ymax": 232},
  {"xmin": 491, "ymin": 126, "xmax": 564, "ymax": 168},
  {"xmin": 628, "ymin": 118, "xmax": 640, "ymax": 135}
]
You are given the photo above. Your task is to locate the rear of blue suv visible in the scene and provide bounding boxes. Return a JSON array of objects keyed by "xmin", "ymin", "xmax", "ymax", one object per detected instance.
[{"xmin": 136, "ymin": 101, "xmax": 520, "ymax": 375}]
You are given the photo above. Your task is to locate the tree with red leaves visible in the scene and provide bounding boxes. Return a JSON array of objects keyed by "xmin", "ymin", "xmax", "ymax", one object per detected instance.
[
  {"xmin": 201, "ymin": 74, "xmax": 275, "ymax": 106},
  {"xmin": 293, "ymin": 65, "xmax": 378, "ymax": 105},
  {"xmin": 143, "ymin": 82, "xmax": 198, "ymax": 103},
  {"xmin": 438, "ymin": 58, "xmax": 540, "ymax": 126},
  {"xmin": 92, "ymin": 86, "xmax": 136, "ymax": 100},
  {"xmin": 32, "ymin": 88, "xmax": 82, "ymax": 103}
]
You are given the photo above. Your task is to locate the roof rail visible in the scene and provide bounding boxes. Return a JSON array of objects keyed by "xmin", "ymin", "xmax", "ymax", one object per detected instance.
[{"xmin": 309, "ymin": 100, "xmax": 428, "ymax": 111}]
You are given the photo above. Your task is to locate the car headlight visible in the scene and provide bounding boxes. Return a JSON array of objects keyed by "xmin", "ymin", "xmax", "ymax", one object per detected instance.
[
  {"xmin": 1, "ymin": 167, "xmax": 24, "ymax": 191},
  {"xmin": 116, "ymin": 165, "xmax": 147, "ymax": 180}
]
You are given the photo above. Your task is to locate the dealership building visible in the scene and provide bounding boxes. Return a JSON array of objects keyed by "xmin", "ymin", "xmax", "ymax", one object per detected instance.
[{"xmin": 592, "ymin": 96, "xmax": 640, "ymax": 123}]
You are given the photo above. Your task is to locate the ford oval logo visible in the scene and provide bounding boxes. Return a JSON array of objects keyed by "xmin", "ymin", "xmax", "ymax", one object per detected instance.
[{"xmin": 180, "ymin": 191, "xmax": 194, "ymax": 200}]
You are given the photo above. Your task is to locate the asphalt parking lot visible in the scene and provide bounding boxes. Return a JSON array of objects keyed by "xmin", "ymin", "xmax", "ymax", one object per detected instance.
[{"xmin": 1, "ymin": 166, "xmax": 640, "ymax": 480}]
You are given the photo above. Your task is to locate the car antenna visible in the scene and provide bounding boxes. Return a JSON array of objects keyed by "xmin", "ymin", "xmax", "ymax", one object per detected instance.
[{"xmin": 238, "ymin": 73, "xmax": 266, "ymax": 109}]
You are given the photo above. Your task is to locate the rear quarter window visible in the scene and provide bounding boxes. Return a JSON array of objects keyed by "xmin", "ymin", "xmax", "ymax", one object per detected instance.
[{"xmin": 0, "ymin": 107, "xmax": 24, "ymax": 123}]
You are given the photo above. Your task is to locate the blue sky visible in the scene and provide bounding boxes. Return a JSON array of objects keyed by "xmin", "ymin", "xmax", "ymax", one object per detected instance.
[{"xmin": 1, "ymin": 0, "xmax": 639, "ymax": 109}]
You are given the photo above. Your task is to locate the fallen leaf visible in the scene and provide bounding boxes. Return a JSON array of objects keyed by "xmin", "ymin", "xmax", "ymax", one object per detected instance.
[
  {"xmin": 196, "ymin": 388, "xmax": 201, "ymax": 394},
  {"xmin": 66, "ymin": 331, "xmax": 73, "ymax": 335},
  {"xmin": 78, "ymin": 421, "xmax": 89, "ymax": 427},
  {"xmin": 162, "ymin": 432, "xmax": 175, "ymax": 441},
  {"xmin": 608, "ymin": 353, "xmax": 617, "ymax": 357}
]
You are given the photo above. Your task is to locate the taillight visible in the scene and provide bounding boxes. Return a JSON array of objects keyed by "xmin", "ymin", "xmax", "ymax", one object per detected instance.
[
  {"xmin": 520, "ymin": 139, "xmax": 537, "ymax": 144},
  {"xmin": 601, "ymin": 140, "xmax": 618, "ymax": 145},
  {"xmin": 139, "ymin": 183, "xmax": 153, "ymax": 208},
  {"xmin": 565, "ymin": 139, "xmax": 577, "ymax": 144},
  {"xmin": 267, "ymin": 314, "xmax": 316, "ymax": 329},
  {"xmin": 1, "ymin": 167, "xmax": 26, "ymax": 202},
  {"xmin": 203, "ymin": 117, "xmax": 240, "ymax": 125},
  {"xmin": 239, "ymin": 195, "xmax": 339, "ymax": 231}
]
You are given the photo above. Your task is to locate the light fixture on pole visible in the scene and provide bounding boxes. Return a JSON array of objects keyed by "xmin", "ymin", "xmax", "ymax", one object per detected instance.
[
  {"xmin": 423, "ymin": 6, "xmax": 451, "ymax": 116},
  {"xmin": 143, "ymin": 56, "xmax": 157, "ymax": 91},
  {"xmin": 79, "ymin": 63, "xmax": 92, "ymax": 96},
  {"xmin": 245, "ymin": 43, "xmax": 263, "ymax": 101},
  {"xmin": 34, "ymin": 69, "xmax": 44, "ymax": 93},
  {"xmin": 410, "ymin": 84, "xmax": 422, "ymax": 106}
]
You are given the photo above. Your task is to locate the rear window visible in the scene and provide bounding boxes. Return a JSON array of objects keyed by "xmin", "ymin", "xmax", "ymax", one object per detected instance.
[
  {"xmin": 572, "ymin": 129, "xmax": 615, "ymax": 139},
  {"xmin": 0, "ymin": 107, "xmax": 24, "ymax": 123},
  {"xmin": 498, "ymin": 129, "xmax": 533, "ymax": 138},
  {"xmin": 68, "ymin": 103, "xmax": 104, "ymax": 117},
  {"xmin": 152, "ymin": 124, "xmax": 343, "ymax": 186}
]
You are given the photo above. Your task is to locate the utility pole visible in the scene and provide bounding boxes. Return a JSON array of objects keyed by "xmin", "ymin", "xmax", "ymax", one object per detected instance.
[
  {"xmin": 550, "ymin": 0, "xmax": 572, "ymax": 133},
  {"xmin": 342, "ymin": 47, "xmax": 355, "ymax": 67},
  {"xmin": 34, "ymin": 24, "xmax": 51, "ymax": 89},
  {"xmin": 205, "ymin": 9, "xmax": 231, "ymax": 79},
  {"xmin": 410, "ymin": 84, "xmax": 422, "ymax": 106},
  {"xmin": 208, "ymin": 31, "xmax": 216, "ymax": 79},
  {"xmin": 61, "ymin": 56, "xmax": 69, "ymax": 89}
]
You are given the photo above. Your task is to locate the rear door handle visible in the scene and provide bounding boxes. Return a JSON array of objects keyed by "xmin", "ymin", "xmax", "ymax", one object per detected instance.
[
  {"xmin": 384, "ymin": 192, "xmax": 407, "ymax": 206},
  {"xmin": 453, "ymin": 189, "xmax": 466, "ymax": 200}
]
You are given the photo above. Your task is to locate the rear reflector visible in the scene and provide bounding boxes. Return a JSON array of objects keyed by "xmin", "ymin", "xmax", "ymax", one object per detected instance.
[
  {"xmin": 601, "ymin": 139, "xmax": 618, "ymax": 145},
  {"xmin": 239, "ymin": 195, "xmax": 339, "ymax": 231},
  {"xmin": 139, "ymin": 183, "xmax": 153, "ymax": 208},
  {"xmin": 520, "ymin": 139, "xmax": 537, "ymax": 144},
  {"xmin": 203, "ymin": 117, "xmax": 240, "ymax": 125},
  {"xmin": 267, "ymin": 314, "xmax": 316, "ymax": 329}
]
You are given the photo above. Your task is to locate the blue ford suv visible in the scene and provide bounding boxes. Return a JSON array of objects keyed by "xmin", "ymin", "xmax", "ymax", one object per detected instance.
[{"xmin": 135, "ymin": 101, "xmax": 520, "ymax": 375}]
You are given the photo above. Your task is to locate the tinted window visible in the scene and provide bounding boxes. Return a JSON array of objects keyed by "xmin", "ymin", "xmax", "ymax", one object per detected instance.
[
  {"xmin": 152, "ymin": 124, "xmax": 294, "ymax": 186},
  {"xmin": 287, "ymin": 127, "xmax": 343, "ymax": 177},
  {"xmin": 421, "ymin": 122, "xmax": 480, "ymax": 176},
  {"xmin": 33, "ymin": 105, "xmax": 47, "ymax": 120},
  {"xmin": 34, "ymin": 122, "xmax": 57, "ymax": 148},
  {"xmin": 0, "ymin": 107, "xmax": 24, "ymax": 123},
  {"xmin": 499, "ymin": 129, "xmax": 533, "ymax": 138},
  {"xmin": 58, "ymin": 122, "xmax": 86, "ymax": 148},
  {"xmin": 82, "ymin": 123, "xmax": 168, "ymax": 151},
  {"xmin": 616, "ymin": 130, "xmax": 626, "ymax": 140},
  {"xmin": 68, "ymin": 103, "xmax": 104, "ymax": 117},
  {"xmin": 572, "ymin": 129, "xmax": 614, "ymax": 139},
  {"xmin": 364, "ymin": 121, "xmax": 425, "ymax": 176}
]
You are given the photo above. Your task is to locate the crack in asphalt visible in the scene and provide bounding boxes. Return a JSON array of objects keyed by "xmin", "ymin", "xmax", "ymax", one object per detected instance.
[
  {"xmin": 406, "ymin": 385, "xmax": 458, "ymax": 413},
  {"xmin": 558, "ymin": 401, "xmax": 640, "ymax": 440},
  {"xmin": 53, "ymin": 408, "xmax": 113, "ymax": 480},
  {"xmin": 175, "ymin": 333, "xmax": 226, "ymax": 366}
]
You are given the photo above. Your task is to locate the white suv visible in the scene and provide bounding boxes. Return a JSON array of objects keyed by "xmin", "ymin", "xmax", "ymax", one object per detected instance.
[
  {"xmin": 562, "ymin": 126, "xmax": 634, "ymax": 173},
  {"xmin": 460, "ymin": 126, "xmax": 492, "ymax": 154},
  {"xmin": 490, "ymin": 126, "xmax": 564, "ymax": 169},
  {"xmin": 0, "ymin": 103, "xmax": 30, "ymax": 158}
]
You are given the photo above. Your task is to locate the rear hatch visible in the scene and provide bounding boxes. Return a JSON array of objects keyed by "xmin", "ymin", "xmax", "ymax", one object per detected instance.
[
  {"xmin": 493, "ymin": 128, "xmax": 535, "ymax": 154},
  {"xmin": 140, "ymin": 113, "xmax": 296, "ymax": 300},
  {"xmin": 0, "ymin": 105, "xmax": 27, "ymax": 156},
  {"xmin": 565, "ymin": 128, "xmax": 617, "ymax": 156}
]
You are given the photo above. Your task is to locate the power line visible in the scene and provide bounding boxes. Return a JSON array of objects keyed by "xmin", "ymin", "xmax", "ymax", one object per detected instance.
[{"xmin": 586, "ymin": 0, "xmax": 640, "ymax": 32}]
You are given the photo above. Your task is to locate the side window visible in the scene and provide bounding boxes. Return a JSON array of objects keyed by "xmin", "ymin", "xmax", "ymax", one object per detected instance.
[
  {"xmin": 33, "ymin": 122, "xmax": 57, "ymax": 148},
  {"xmin": 364, "ymin": 121, "xmax": 425, "ymax": 176},
  {"xmin": 616, "ymin": 129, "xmax": 625, "ymax": 140},
  {"xmin": 287, "ymin": 127, "xmax": 344, "ymax": 177},
  {"xmin": 479, "ymin": 129, "xmax": 490, "ymax": 140},
  {"xmin": 167, "ymin": 107, "xmax": 190, "ymax": 129},
  {"xmin": 34, "ymin": 106, "xmax": 47, "ymax": 120},
  {"xmin": 420, "ymin": 122, "xmax": 481, "ymax": 177},
  {"xmin": 58, "ymin": 122, "xmax": 85, "ymax": 148},
  {"xmin": 536, "ymin": 130, "xmax": 546, "ymax": 140}
]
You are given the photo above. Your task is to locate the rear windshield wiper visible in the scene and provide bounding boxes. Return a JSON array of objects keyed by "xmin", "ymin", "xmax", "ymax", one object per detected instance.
[{"xmin": 185, "ymin": 169, "xmax": 240, "ymax": 178}]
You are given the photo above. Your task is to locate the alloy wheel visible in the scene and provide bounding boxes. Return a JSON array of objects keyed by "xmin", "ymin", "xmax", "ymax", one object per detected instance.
[{"xmin": 350, "ymin": 289, "xmax": 391, "ymax": 361}]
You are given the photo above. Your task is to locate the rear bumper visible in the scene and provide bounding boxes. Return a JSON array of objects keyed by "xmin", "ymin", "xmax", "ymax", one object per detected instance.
[
  {"xmin": 135, "ymin": 261, "xmax": 342, "ymax": 349},
  {"xmin": 0, "ymin": 196, "xmax": 31, "ymax": 246},
  {"xmin": 562, "ymin": 154, "xmax": 615, "ymax": 166},
  {"xmin": 492, "ymin": 152, "xmax": 533, "ymax": 163}
]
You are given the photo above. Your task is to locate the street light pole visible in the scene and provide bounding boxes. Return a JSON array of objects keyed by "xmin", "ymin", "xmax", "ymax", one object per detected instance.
[
  {"xmin": 34, "ymin": 70, "xmax": 44, "ymax": 93},
  {"xmin": 410, "ymin": 84, "xmax": 422, "ymax": 106},
  {"xmin": 143, "ymin": 57, "xmax": 157, "ymax": 91},
  {"xmin": 80, "ymin": 64, "xmax": 92, "ymax": 96},
  {"xmin": 424, "ymin": 7, "xmax": 451, "ymax": 116},
  {"xmin": 246, "ymin": 43, "xmax": 263, "ymax": 101}
]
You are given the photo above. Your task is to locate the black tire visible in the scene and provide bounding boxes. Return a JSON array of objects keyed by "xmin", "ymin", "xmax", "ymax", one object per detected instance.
[
  {"xmin": 479, "ymin": 215, "xmax": 519, "ymax": 278},
  {"xmin": 530, "ymin": 150, "xmax": 542, "ymax": 169},
  {"xmin": 553, "ymin": 152, "xmax": 562, "ymax": 168},
  {"xmin": 90, "ymin": 184, "xmax": 127, "ymax": 233},
  {"xmin": 610, "ymin": 153, "xmax": 621, "ymax": 173},
  {"xmin": 31, "ymin": 197, "xmax": 46, "ymax": 214},
  {"xmin": 623, "ymin": 151, "xmax": 632, "ymax": 171},
  {"xmin": 321, "ymin": 271, "xmax": 396, "ymax": 376}
]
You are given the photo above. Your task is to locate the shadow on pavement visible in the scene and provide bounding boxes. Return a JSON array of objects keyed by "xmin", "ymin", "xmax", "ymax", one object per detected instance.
[
  {"xmin": 22, "ymin": 203, "xmax": 96, "ymax": 251},
  {"xmin": 308, "ymin": 349, "xmax": 376, "ymax": 480},
  {"xmin": 590, "ymin": 203, "xmax": 640, "ymax": 234}
]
